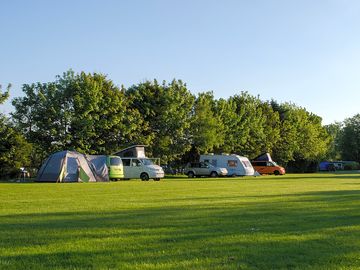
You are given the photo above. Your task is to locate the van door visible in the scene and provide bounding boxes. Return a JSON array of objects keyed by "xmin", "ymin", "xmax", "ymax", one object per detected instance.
[
  {"xmin": 254, "ymin": 161, "xmax": 267, "ymax": 174},
  {"xmin": 130, "ymin": 158, "xmax": 143, "ymax": 178},
  {"xmin": 198, "ymin": 162, "xmax": 209, "ymax": 176},
  {"xmin": 122, "ymin": 158, "xmax": 132, "ymax": 178}
]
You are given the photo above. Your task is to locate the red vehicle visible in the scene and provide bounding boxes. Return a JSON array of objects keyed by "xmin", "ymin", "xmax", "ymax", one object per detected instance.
[{"xmin": 251, "ymin": 160, "xmax": 285, "ymax": 175}]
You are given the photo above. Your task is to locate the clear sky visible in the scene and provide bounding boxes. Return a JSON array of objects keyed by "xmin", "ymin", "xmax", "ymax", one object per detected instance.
[{"xmin": 1, "ymin": 0, "xmax": 360, "ymax": 124}]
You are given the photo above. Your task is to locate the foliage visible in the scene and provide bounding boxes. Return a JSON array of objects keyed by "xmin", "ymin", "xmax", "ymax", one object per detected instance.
[
  {"xmin": 190, "ymin": 92, "xmax": 225, "ymax": 155},
  {"xmin": 9, "ymin": 70, "xmax": 335, "ymax": 169},
  {"xmin": 271, "ymin": 102, "xmax": 330, "ymax": 165},
  {"xmin": 0, "ymin": 85, "xmax": 32, "ymax": 177},
  {"xmin": 0, "ymin": 116, "xmax": 32, "ymax": 177},
  {"xmin": 324, "ymin": 122, "xmax": 343, "ymax": 160},
  {"xmin": 339, "ymin": 114, "xmax": 360, "ymax": 162},
  {"xmin": 12, "ymin": 71, "xmax": 146, "ymax": 163},
  {"xmin": 0, "ymin": 84, "xmax": 10, "ymax": 104},
  {"xmin": 126, "ymin": 80, "xmax": 194, "ymax": 162}
]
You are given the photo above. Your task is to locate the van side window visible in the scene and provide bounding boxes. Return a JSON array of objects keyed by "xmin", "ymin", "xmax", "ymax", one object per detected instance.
[
  {"xmin": 132, "ymin": 159, "xmax": 141, "ymax": 167},
  {"xmin": 122, "ymin": 159, "xmax": 130, "ymax": 166},
  {"xmin": 204, "ymin": 159, "xmax": 210, "ymax": 164},
  {"xmin": 253, "ymin": 161, "xmax": 266, "ymax": 166},
  {"xmin": 228, "ymin": 160, "xmax": 237, "ymax": 167}
]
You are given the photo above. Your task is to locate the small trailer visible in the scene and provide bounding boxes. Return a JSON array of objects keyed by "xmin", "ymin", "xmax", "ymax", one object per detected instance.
[{"xmin": 200, "ymin": 154, "xmax": 255, "ymax": 176}]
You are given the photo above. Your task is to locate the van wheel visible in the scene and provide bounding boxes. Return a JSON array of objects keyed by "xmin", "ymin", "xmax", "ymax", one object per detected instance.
[
  {"xmin": 187, "ymin": 171, "xmax": 195, "ymax": 178},
  {"xmin": 210, "ymin": 171, "xmax": 218, "ymax": 178},
  {"xmin": 274, "ymin": 170, "xmax": 280, "ymax": 175},
  {"xmin": 154, "ymin": 178, "xmax": 161, "ymax": 181},
  {"xmin": 140, "ymin": 173, "xmax": 149, "ymax": 181}
]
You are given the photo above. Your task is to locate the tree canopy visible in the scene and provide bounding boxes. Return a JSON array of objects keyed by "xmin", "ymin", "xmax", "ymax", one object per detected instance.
[{"xmin": 3, "ymin": 70, "xmax": 352, "ymax": 175}]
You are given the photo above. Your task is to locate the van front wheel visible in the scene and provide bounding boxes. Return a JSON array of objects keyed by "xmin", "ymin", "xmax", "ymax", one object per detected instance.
[{"xmin": 140, "ymin": 173, "xmax": 149, "ymax": 181}]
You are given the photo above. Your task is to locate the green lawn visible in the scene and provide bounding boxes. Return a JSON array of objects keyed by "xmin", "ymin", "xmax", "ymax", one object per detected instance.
[{"xmin": 1, "ymin": 173, "xmax": 360, "ymax": 270}]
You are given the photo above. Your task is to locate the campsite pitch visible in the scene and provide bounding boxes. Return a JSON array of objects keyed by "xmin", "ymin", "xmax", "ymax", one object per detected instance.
[{"xmin": 0, "ymin": 173, "xmax": 360, "ymax": 269}]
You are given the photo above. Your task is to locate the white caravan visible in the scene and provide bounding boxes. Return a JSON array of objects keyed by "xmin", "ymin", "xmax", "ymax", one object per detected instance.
[{"xmin": 200, "ymin": 154, "xmax": 255, "ymax": 176}]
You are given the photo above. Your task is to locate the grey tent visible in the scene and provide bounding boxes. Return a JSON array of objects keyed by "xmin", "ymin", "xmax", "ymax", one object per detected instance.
[{"xmin": 36, "ymin": 151, "xmax": 109, "ymax": 183}]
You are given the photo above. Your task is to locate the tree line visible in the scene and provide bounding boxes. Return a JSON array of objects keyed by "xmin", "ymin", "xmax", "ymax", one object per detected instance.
[{"xmin": 0, "ymin": 70, "xmax": 359, "ymax": 177}]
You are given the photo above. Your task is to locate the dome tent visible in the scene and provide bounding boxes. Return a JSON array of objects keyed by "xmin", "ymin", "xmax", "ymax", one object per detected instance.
[{"xmin": 36, "ymin": 151, "xmax": 109, "ymax": 182}]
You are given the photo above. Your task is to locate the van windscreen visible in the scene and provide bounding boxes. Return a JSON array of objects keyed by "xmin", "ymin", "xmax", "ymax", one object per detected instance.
[
  {"xmin": 110, "ymin": 157, "xmax": 122, "ymax": 166},
  {"xmin": 141, "ymin": 159, "xmax": 154, "ymax": 165}
]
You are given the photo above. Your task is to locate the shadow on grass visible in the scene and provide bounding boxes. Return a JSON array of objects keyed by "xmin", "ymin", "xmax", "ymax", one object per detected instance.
[{"xmin": 1, "ymin": 189, "xmax": 360, "ymax": 269}]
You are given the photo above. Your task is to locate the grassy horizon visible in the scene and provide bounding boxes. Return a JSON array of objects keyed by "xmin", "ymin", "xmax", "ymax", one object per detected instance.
[{"xmin": 0, "ymin": 173, "xmax": 360, "ymax": 269}]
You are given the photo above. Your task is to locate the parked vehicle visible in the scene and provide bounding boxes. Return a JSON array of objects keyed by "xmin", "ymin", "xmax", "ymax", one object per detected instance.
[
  {"xmin": 121, "ymin": 157, "xmax": 164, "ymax": 181},
  {"xmin": 200, "ymin": 154, "xmax": 255, "ymax": 176},
  {"xmin": 106, "ymin": 156, "xmax": 124, "ymax": 180},
  {"xmin": 251, "ymin": 160, "xmax": 285, "ymax": 175},
  {"xmin": 184, "ymin": 162, "xmax": 228, "ymax": 178}
]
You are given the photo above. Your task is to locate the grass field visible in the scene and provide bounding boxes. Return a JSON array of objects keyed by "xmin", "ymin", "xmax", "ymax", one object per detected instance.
[{"xmin": 1, "ymin": 173, "xmax": 360, "ymax": 270}]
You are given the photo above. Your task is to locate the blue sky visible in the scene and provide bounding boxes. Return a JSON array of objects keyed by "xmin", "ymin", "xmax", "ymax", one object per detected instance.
[{"xmin": 1, "ymin": 0, "xmax": 360, "ymax": 124}]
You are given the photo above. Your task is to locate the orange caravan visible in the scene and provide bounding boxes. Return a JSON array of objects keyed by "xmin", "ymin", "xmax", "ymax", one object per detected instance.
[{"xmin": 251, "ymin": 153, "xmax": 285, "ymax": 175}]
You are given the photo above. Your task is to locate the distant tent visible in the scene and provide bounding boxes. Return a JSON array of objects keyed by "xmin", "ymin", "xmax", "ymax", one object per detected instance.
[
  {"xmin": 36, "ymin": 151, "xmax": 109, "ymax": 183},
  {"xmin": 253, "ymin": 152, "xmax": 273, "ymax": 162}
]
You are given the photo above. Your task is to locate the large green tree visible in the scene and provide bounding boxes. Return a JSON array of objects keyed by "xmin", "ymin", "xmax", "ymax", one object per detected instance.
[
  {"xmin": 126, "ymin": 79, "xmax": 194, "ymax": 162},
  {"xmin": 217, "ymin": 92, "xmax": 280, "ymax": 158},
  {"xmin": 0, "ymin": 84, "xmax": 32, "ymax": 177},
  {"xmin": 271, "ymin": 102, "xmax": 330, "ymax": 167},
  {"xmin": 339, "ymin": 114, "xmax": 360, "ymax": 162},
  {"xmin": 324, "ymin": 122, "xmax": 342, "ymax": 160},
  {"xmin": 189, "ymin": 92, "xmax": 225, "ymax": 156},
  {"xmin": 12, "ymin": 71, "xmax": 146, "ymax": 160}
]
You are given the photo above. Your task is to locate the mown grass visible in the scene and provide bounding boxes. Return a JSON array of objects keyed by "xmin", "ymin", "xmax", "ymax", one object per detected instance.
[{"xmin": 0, "ymin": 173, "xmax": 360, "ymax": 269}]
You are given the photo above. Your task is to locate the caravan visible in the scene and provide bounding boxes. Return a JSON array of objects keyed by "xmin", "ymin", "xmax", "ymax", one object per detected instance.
[{"xmin": 200, "ymin": 154, "xmax": 255, "ymax": 176}]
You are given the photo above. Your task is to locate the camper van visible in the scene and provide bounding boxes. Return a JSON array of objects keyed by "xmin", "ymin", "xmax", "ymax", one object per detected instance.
[
  {"xmin": 114, "ymin": 145, "xmax": 164, "ymax": 181},
  {"xmin": 106, "ymin": 156, "xmax": 124, "ymax": 180},
  {"xmin": 121, "ymin": 157, "xmax": 164, "ymax": 181},
  {"xmin": 251, "ymin": 160, "xmax": 285, "ymax": 175},
  {"xmin": 200, "ymin": 154, "xmax": 255, "ymax": 176}
]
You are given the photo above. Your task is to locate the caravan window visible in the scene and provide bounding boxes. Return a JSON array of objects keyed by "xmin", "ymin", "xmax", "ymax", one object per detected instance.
[
  {"xmin": 242, "ymin": 160, "xmax": 252, "ymax": 167},
  {"xmin": 228, "ymin": 160, "xmax": 238, "ymax": 167}
]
